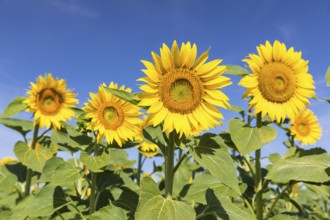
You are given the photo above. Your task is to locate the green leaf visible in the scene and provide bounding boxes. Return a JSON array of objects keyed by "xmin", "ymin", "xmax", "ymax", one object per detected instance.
[
  {"xmin": 135, "ymin": 177, "xmax": 195, "ymax": 220},
  {"xmin": 143, "ymin": 124, "xmax": 167, "ymax": 153},
  {"xmin": 197, "ymin": 189, "xmax": 255, "ymax": 220},
  {"xmin": 39, "ymin": 157, "xmax": 65, "ymax": 183},
  {"xmin": 51, "ymin": 128, "xmax": 91, "ymax": 151},
  {"xmin": 50, "ymin": 161, "xmax": 81, "ymax": 186},
  {"xmin": 0, "ymin": 118, "xmax": 33, "ymax": 136},
  {"xmin": 0, "ymin": 166, "xmax": 17, "ymax": 193},
  {"xmin": 108, "ymin": 148, "xmax": 136, "ymax": 168},
  {"xmin": 14, "ymin": 141, "xmax": 57, "ymax": 172},
  {"xmin": 11, "ymin": 185, "xmax": 70, "ymax": 219},
  {"xmin": 90, "ymin": 203, "xmax": 127, "ymax": 220},
  {"xmin": 266, "ymin": 153, "xmax": 330, "ymax": 183},
  {"xmin": 173, "ymin": 157, "xmax": 194, "ymax": 196},
  {"xmin": 325, "ymin": 66, "xmax": 330, "ymax": 86},
  {"xmin": 224, "ymin": 65, "xmax": 250, "ymax": 76},
  {"xmin": 103, "ymin": 86, "xmax": 139, "ymax": 105},
  {"xmin": 80, "ymin": 151, "xmax": 110, "ymax": 172},
  {"xmin": 185, "ymin": 173, "xmax": 240, "ymax": 204},
  {"xmin": 229, "ymin": 118, "xmax": 277, "ymax": 155},
  {"xmin": 188, "ymin": 133, "xmax": 240, "ymax": 194},
  {"xmin": 1, "ymin": 96, "xmax": 28, "ymax": 118},
  {"xmin": 269, "ymin": 214, "xmax": 298, "ymax": 220}
]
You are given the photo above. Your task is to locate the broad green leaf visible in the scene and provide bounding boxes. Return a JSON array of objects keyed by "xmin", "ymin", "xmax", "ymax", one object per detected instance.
[
  {"xmin": 10, "ymin": 185, "xmax": 70, "ymax": 219},
  {"xmin": 229, "ymin": 118, "xmax": 277, "ymax": 155},
  {"xmin": 269, "ymin": 214, "xmax": 298, "ymax": 220},
  {"xmin": 14, "ymin": 141, "xmax": 57, "ymax": 172},
  {"xmin": 0, "ymin": 118, "xmax": 33, "ymax": 136},
  {"xmin": 325, "ymin": 66, "xmax": 330, "ymax": 86},
  {"xmin": 103, "ymin": 86, "xmax": 139, "ymax": 105},
  {"xmin": 188, "ymin": 133, "xmax": 240, "ymax": 194},
  {"xmin": 113, "ymin": 188, "xmax": 139, "ymax": 213},
  {"xmin": 185, "ymin": 173, "xmax": 240, "ymax": 204},
  {"xmin": 266, "ymin": 153, "xmax": 330, "ymax": 183},
  {"xmin": 51, "ymin": 128, "xmax": 90, "ymax": 151},
  {"xmin": 173, "ymin": 157, "xmax": 194, "ymax": 196},
  {"xmin": 50, "ymin": 161, "xmax": 81, "ymax": 186},
  {"xmin": 39, "ymin": 157, "xmax": 65, "ymax": 182},
  {"xmin": 108, "ymin": 148, "xmax": 136, "ymax": 168},
  {"xmin": 0, "ymin": 166, "xmax": 17, "ymax": 193},
  {"xmin": 197, "ymin": 189, "xmax": 255, "ymax": 220},
  {"xmin": 1, "ymin": 96, "xmax": 28, "ymax": 118},
  {"xmin": 5, "ymin": 162, "xmax": 27, "ymax": 182},
  {"xmin": 135, "ymin": 177, "xmax": 195, "ymax": 220},
  {"xmin": 143, "ymin": 124, "xmax": 167, "ymax": 153},
  {"xmin": 80, "ymin": 151, "xmax": 110, "ymax": 172},
  {"xmin": 224, "ymin": 65, "xmax": 250, "ymax": 76},
  {"xmin": 120, "ymin": 172, "xmax": 140, "ymax": 192},
  {"xmin": 90, "ymin": 203, "xmax": 127, "ymax": 220}
]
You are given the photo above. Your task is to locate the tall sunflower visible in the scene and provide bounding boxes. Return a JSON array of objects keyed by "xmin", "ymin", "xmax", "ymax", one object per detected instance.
[
  {"xmin": 239, "ymin": 41, "xmax": 315, "ymax": 123},
  {"xmin": 138, "ymin": 41, "xmax": 232, "ymax": 137},
  {"xmin": 83, "ymin": 82, "xmax": 142, "ymax": 147},
  {"xmin": 135, "ymin": 117, "xmax": 158, "ymax": 158},
  {"xmin": 290, "ymin": 109, "xmax": 321, "ymax": 145},
  {"xmin": 24, "ymin": 73, "xmax": 78, "ymax": 129}
]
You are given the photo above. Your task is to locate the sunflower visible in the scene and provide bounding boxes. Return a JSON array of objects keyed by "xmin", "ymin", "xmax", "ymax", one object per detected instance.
[
  {"xmin": 0, "ymin": 157, "xmax": 16, "ymax": 166},
  {"xmin": 290, "ymin": 109, "xmax": 321, "ymax": 145},
  {"xmin": 136, "ymin": 117, "xmax": 158, "ymax": 158},
  {"xmin": 238, "ymin": 41, "xmax": 315, "ymax": 123},
  {"xmin": 24, "ymin": 73, "xmax": 78, "ymax": 129},
  {"xmin": 138, "ymin": 41, "xmax": 232, "ymax": 137},
  {"xmin": 83, "ymin": 82, "xmax": 142, "ymax": 146}
]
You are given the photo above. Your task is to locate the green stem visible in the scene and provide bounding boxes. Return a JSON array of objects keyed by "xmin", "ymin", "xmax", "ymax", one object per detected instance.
[
  {"xmin": 265, "ymin": 185, "xmax": 289, "ymax": 219},
  {"xmin": 137, "ymin": 152, "xmax": 143, "ymax": 185},
  {"xmin": 24, "ymin": 124, "xmax": 39, "ymax": 198},
  {"xmin": 89, "ymin": 144, "xmax": 99, "ymax": 215},
  {"xmin": 255, "ymin": 113, "xmax": 263, "ymax": 220},
  {"xmin": 165, "ymin": 132, "xmax": 175, "ymax": 197}
]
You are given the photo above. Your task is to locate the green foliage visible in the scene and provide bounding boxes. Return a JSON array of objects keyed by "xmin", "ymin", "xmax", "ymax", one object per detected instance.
[
  {"xmin": 80, "ymin": 151, "xmax": 110, "ymax": 172},
  {"xmin": 325, "ymin": 66, "xmax": 330, "ymax": 86},
  {"xmin": 1, "ymin": 96, "xmax": 28, "ymax": 118},
  {"xmin": 103, "ymin": 86, "xmax": 139, "ymax": 105},
  {"xmin": 266, "ymin": 150, "xmax": 330, "ymax": 183},
  {"xmin": 0, "ymin": 166, "xmax": 17, "ymax": 193},
  {"xmin": 0, "ymin": 118, "xmax": 33, "ymax": 137},
  {"xmin": 188, "ymin": 133, "xmax": 241, "ymax": 194},
  {"xmin": 14, "ymin": 141, "xmax": 57, "ymax": 172},
  {"xmin": 135, "ymin": 177, "xmax": 196, "ymax": 220},
  {"xmin": 229, "ymin": 118, "xmax": 277, "ymax": 155},
  {"xmin": 90, "ymin": 203, "xmax": 127, "ymax": 220},
  {"xmin": 224, "ymin": 65, "xmax": 250, "ymax": 76}
]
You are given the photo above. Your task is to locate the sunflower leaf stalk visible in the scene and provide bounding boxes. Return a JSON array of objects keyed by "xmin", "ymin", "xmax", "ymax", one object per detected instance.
[
  {"xmin": 255, "ymin": 113, "xmax": 263, "ymax": 220},
  {"xmin": 165, "ymin": 132, "xmax": 176, "ymax": 196},
  {"xmin": 24, "ymin": 124, "xmax": 39, "ymax": 198},
  {"xmin": 89, "ymin": 143, "xmax": 100, "ymax": 215}
]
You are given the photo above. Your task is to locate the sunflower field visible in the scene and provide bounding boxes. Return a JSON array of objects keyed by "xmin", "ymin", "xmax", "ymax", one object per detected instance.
[{"xmin": 1, "ymin": 40, "xmax": 330, "ymax": 220}]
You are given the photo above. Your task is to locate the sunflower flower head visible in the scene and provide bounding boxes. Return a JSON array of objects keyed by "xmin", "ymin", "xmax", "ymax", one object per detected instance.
[
  {"xmin": 83, "ymin": 82, "xmax": 142, "ymax": 147},
  {"xmin": 290, "ymin": 109, "xmax": 321, "ymax": 145},
  {"xmin": 238, "ymin": 40, "xmax": 315, "ymax": 123},
  {"xmin": 138, "ymin": 41, "xmax": 232, "ymax": 137},
  {"xmin": 136, "ymin": 117, "xmax": 158, "ymax": 158},
  {"xmin": 24, "ymin": 73, "xmax": 78, "ymax": 129},
  {"xmin": 0, "ymin": 157, "xmax": 16, "ymax": 166}
]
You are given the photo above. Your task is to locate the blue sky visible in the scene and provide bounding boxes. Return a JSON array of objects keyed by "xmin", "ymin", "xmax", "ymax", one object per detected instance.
[{"xmin": 1, "ymin": 0, "xmax": 330, "ymax": 163}]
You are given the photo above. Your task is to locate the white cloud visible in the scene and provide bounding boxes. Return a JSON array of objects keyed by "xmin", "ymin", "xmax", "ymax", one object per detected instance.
[
  {"xmin": 276, "ymin": 21, "xmax": 296, "ymax": 41},
  {"xmin": 45, "ymin": 0, "xmax": 98, "ymax": 18}
]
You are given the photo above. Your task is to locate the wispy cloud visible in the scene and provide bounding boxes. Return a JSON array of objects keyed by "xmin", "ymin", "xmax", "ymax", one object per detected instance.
[
  {"xmin": 45, "ymin": 0, "xmax": 98, "ymax": 18},
  {"xmin": 276, "ymin": 21, "xmax": 296, "ymax": 41}
]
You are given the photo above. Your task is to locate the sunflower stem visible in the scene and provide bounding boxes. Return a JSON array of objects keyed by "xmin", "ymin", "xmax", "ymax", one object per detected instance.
[
  {"xmin": 137, "ymin": 151, "xmax": 143, "ymax": 186},
  {"xmin": 165, "ymin": 132, "xmax": 175, "ymax": 197},
  {"xmin": 89, "ymin": 144, "xmax": 99, "ymax": 215},
  {"xmin": 255, "ymin": 113, "xmax": 263, "ymax": 220},
  {"xmin": 24, "ymin": 124, "xmax": 39, "ymax": 198}
]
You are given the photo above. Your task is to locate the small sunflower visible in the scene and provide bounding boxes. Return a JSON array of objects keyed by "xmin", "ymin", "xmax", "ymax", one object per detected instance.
[
  {"xmin": 136, "ymin": 117, "xmax": 158, "ymax": 158},
  {"xmin": 138, "ymin": 41, "xmax": 232, "ymax": 137},
  {"xmin": 24, "ymin": 73, "xmax": 78, "ymax": 129},
  {"xmin": 83, "ymin": 82, "xmax": 142, "ymax": 146},
  {"xmin": 239, "ymin": 41, "xmax": 315, "ymax": 123},
  {"xmin": 0, "ymin": 157, "xmax": 16, "ymax": 166},
  {"xmin": 290, "ymin": 109, "xmax": 321, "ymax": 145}
]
